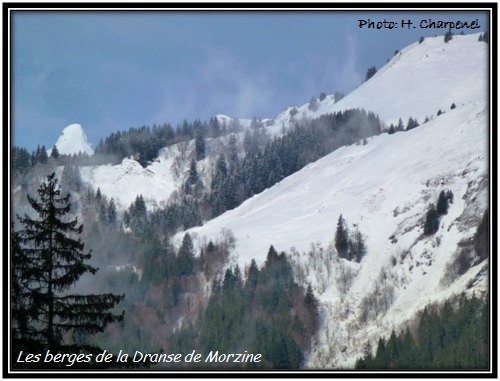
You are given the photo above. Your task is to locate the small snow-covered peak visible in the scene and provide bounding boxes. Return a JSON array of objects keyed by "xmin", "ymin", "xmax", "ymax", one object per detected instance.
[
  {"xmin": 214, "ymin": 114, "xmax": 232, "ymax": 125},
  {"xmin": 51, "ymin": 123, "xmax": 94, "ymax": 156}
]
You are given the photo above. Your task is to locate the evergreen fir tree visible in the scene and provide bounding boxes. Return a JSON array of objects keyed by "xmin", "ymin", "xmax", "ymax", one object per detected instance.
[
  {"xmin": 185, "ymin": 159, "xmax": 202, "ymax": 197},
  {"xmin": 188, "ymin": 158, "xmax": 199, "ymax": 185},
  {"xmin": 304, "ymin": 283, "xmax": 319, "ymax": 329},
  {"xmin": 107, "ymin": 198, "xmax": 117, "ymax": 224},
  {"xmin": 335, "ymin": 214, "xmax": 349, "ymax": 258},
  {"xmin": 445, "ymin": 190, "xmax": 454, "ymax": 204},
  {"xmin": 406, "ymin": 117, "xmax": 420, "ymax": 131},
  {"xmin": 50, "ymin": 145, "xmax": 60, "ymax": 160},
  {"xmin": 266, "ymin": 245, "xmax": 279, "ymax": 266},
  {"xmin": 228, "ymin": 134, "xmax": 239, "ymax": 169},
  {"xmin": 365, "ymin": 66, "xmax": 377, "ymax": 82},
  {"xmin": 12, "ymin": 173, "xmax": 124, "ymax": 365},
  {"xmin": 247, "ymin": 259, "xmax": 260, "ymax": 291},
  {"xmin": 208, "ymin": 116, "xmax": 221, "ymax": 138},
  {"xmin": 397, "ymin": 118, "xmax": 405, "ymax": 132},
  {"xmin": 194, "ymin": 122, "xmax": 206, "ymax": 161},
  {"xmin": 99, "ymin": 203, "xmax": 108, "ymax": 223},
  {"xmin": 436, "ymin": 190, "xmax": 449, "ymax": 216},
  {"xmin": 444, "ymin": 30, "xmax": 453, "ymax": 43},
  {"xmin": 210, "ymin": 155, "xmax": 229, "ymax": 215},
  {"xmin": 38, "ymin": 145, "xmax": 48, "ymax": 164},
  {"xmin": 349, "ymin": 228, "xmax": 367, "ymax": 262},
  {"xmin": 131, "ymin": 194, "xmax": 147, "ymax": 219},
  {"xmin": 11, "ymin": 226, "xmax": 40, "ymax": 356},
  {"xmin": 424, "ymin": 203, "xmax": 439, "ymax": 235},
  {"xmin": 176, "ymin": 233, "xmax": 194, "ymax": 276},
  {"xmin": 61, "ymin": 164, "xmax": 82, "ymax": 192},
  {"xmin": 31, "ymin": 150, "xmax": 38, "ymax": 167},
  {"xmin": 12, "ymin": 146, "xmax": 32, "ymax": 176}
]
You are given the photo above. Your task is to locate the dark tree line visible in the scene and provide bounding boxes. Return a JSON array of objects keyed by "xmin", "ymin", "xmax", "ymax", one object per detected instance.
[
  {"xmin": 12, "ymin": 145, "xmax": 96, "ymax": 188},
  {"xmin": 77, "ymin": 197, "xmax": 320, "ymax": 369},
  {"xmin": 387, "ymin": 116, "xmax": 420, "ymax": 134},
  {"xmin": 12, "ymin": 146, "xmax": 33, "ymax": 176},
  {"xmin": 478, "ymin": 32, "xmax": 489, "ymax": 43},
  {"xmin": 134, "ymin": 108, "xmax": 382, "ymax": 228},
  {"xmin": 15, "ymin": 108, "xmax": 382, "ymax": 236},
  {"xmin": 205, "ymin": 109, "xmax": 382, "ymax": 218},
  {"xmin": 170, "ymin": 245, "xmax": 320, "ymax": 369},
  {"xmin": 94, "ymin": 117, "xmax": 242, "ymax": 168},
  {"xmin": 356, "ymin": 293, "xmax": 488, "ymax": 369}
]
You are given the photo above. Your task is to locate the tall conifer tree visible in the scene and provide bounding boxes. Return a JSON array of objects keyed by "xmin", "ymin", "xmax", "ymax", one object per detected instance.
[
  {"xmin": 12, "ymin": 173, "xmax": 124, "ymax": 366},
  {"xmin": 335, "ymin": 214, "xmax": 349, "ymax": 259}
]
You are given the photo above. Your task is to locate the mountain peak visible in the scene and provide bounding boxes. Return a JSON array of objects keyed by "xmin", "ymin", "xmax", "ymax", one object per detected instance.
[{"xmin": 51, "ymin": 123, "xmax": 94, "ymax": 156}]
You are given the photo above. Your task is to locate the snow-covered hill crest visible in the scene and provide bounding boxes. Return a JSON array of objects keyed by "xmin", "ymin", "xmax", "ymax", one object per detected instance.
[{"xmin": 273, "ymin": 34, "xmax": 487, "ymax": 129}]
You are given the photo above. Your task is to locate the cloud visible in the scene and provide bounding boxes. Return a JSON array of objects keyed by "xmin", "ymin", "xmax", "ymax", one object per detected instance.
[
  {"xmin": 153, "ymin": 47, "xmax": 281, "ymax": 125},
  {"xmin": 195, "ymin": 48, "xmax": 277, "ymax": 118},
  {"xmin": 334, "ymin": 33, "xmax": 362, "ymax": 92}
]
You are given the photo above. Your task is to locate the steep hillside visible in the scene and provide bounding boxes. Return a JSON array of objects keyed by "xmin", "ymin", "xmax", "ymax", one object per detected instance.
[
  {"xmin": 169, "ymin": 34, "xmax": 489, "ymax": 367},
  {"xmin": 24, "ymin": 33, "xmax": 489, "ymax": 369}
]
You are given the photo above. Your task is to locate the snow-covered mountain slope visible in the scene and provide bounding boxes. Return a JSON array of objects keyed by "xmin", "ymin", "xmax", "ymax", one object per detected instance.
[
  {"xmin": 167, "ymin": 34, "xmax": 489, "ymax": 367},
  {"xmin": 66, "ymin": 33, "xmax": 488, "ymax": 367},
  {"xmin": 80, "ymin": 35, "xmax": 487, "ymax": 213},
  {"xmin": 272, "ymin": 33, "xmax": 488, "ymax": 129},
  {"xmin": 172, "ymin": 33, "xmax": 488, "ymax": 268},
  {"xmin": 79, "ymin": 139, "xmax": 216, "ymax": 210},
  {"xmin": 177, "ymin": 100, "xmax": 487, "ymax": 268},
  {"xmin": 48, "ymin": 123, "xmax": 94, "ymax": 156},
  {"xmin": 80, "ymin": 157, "xmax": 177, "ymax": 210}
]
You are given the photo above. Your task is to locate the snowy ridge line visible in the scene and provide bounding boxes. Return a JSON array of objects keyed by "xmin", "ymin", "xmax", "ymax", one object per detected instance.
[{"xmin": 39, "ymin": 32, "xmax": 488, "ymax": 369}]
